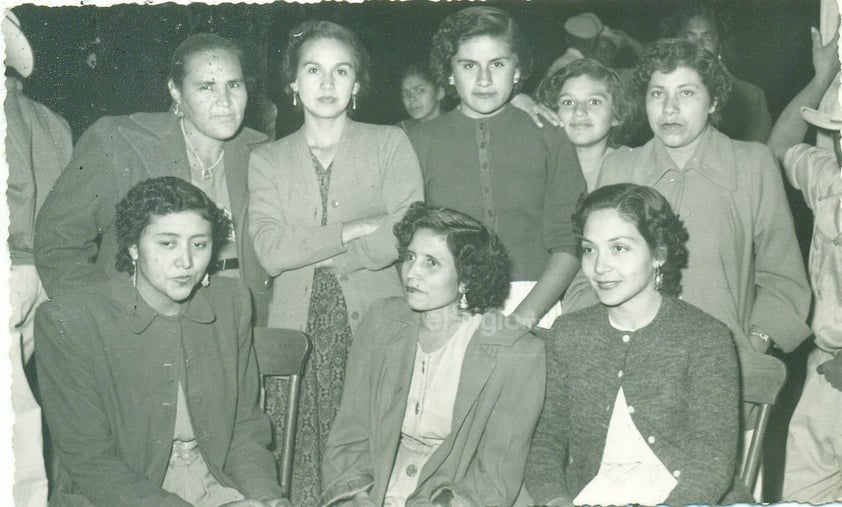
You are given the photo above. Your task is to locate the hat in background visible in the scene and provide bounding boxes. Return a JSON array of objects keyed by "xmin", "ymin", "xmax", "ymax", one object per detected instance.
[
  {"xmin": 803, "ymin": 73, "xmax": 842, "ymax": 131},
  {"xmin": 3, "ymin": 10, "xmax": 34, "ymax": 78},
  {"xmin": 564, "ymin": 13, "xmax": 604, "ymax": 40}
]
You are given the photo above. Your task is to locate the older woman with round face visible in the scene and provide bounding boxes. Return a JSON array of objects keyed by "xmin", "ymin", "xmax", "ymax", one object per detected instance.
[
  {"xmin": 34, "ymin": 33, "xmax": 273, "ymax": 324},
  {"xmin": 525, "ymin": 184, "xmax": 740, "ymax": 506},
  {"xmin": 322, "ymin": 202, "xmax": 545, "ymax": 507},
  {"xmin": 35, "ymin": 177, "xmax": 287, "ymax": 507},
  {"xmin": 247, "ymin": 20, "xmax": 423, "ymax": 505},
  {"xmin": 584, "ymin": 38, "xmax": 811, "ymax": 357}
]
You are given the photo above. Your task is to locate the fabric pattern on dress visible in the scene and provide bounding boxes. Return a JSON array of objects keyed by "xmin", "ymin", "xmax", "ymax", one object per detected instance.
[{"xmin": 268, "ymin": 150, "xmax": 354, "ymax": 506}]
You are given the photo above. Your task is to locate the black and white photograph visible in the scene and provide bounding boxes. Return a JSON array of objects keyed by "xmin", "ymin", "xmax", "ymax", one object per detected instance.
[{"xmin": 2, "ymin": 0, "xmax": 841, "ymax": 505}]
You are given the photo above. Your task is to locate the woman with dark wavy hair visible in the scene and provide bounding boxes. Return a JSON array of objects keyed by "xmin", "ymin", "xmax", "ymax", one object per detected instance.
[
  {"xmin": 36, "ymin": 177, "xmax": 287, "ymax": 506},
  {"xmin": 322, "ymin": 202, "xmax": 545, "ymax": 506},
  {"xmin": 525, "ymin": 183, "xmax": 740, "ymax": 506}
]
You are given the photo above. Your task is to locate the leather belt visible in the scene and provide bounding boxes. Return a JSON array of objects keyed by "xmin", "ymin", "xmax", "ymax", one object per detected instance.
[{"xmin": 211, "ymin": 258, "xmax": 239, "ymax": 272}]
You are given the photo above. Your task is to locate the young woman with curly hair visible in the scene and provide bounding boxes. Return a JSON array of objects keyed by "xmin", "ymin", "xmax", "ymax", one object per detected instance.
[
  {"xmin": 406, "ymin": 5, "xmax": 586, "ymax": 330},
  {"xmin": 524, "ymin": 183, "xmax": 741, "ymax": 506},
  {"xmin": 566, "ymin": 38, "xmax": 811, "ymax": 359},
  {"xmin": 322, "ymin": 202, "xmax": 545, "ymax": 506}
]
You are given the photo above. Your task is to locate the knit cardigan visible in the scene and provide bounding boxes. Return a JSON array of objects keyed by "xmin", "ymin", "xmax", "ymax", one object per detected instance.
[{"xmin": 524, "ymin": 296, "xmax": 740, "ymax": 506}]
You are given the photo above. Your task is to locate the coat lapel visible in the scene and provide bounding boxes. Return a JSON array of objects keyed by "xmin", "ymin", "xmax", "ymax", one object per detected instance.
[{"xmin": 119, "ymin": 114, "xmax": 189, "ymax": 181}]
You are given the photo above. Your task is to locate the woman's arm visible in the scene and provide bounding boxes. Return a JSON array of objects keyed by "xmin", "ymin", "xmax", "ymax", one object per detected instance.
[
  {"xmin": 331, "ymin": 129, "xmax": 425, "ymax": 275},
  {"xmin": 34, "ymin": 300, "xmax": 190, "ymax": 507},
  {"xmin": 511, "ymin": 251, "xmax": 579, "ymax": 328},
  {"xmin": 429, "ymin": 335, "xmax": 548, "ymax": 505},
  {"xmin": 320, "ymin": 305, "xmax": 383, "ymax": 505},
  {"xmin": 664, "ymin": 321, "xmax": 740, "ymax": 504},
  {"xmin": 224, "ymin": 286, "xmax": 286, "ymax": 500}
]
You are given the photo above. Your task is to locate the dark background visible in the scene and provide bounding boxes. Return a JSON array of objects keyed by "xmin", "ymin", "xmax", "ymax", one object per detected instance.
[{"xmin": 11, "ymin": 0, "xmax": 825, "ymax": 500}]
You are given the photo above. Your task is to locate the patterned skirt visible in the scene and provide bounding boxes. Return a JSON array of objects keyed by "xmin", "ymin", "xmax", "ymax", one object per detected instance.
[{"xmin": 265, "ymin": 268, "xmax": 353, "ymax": 506}]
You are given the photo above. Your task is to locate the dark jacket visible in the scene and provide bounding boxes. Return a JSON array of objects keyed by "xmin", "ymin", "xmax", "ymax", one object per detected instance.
[
  {"xmin": 35, "ymin": 277, "xmax": 282, "ymax": 506},
  {"xmin": 33, "ymin": 112, "xmax": 272, "ymax": 325}
]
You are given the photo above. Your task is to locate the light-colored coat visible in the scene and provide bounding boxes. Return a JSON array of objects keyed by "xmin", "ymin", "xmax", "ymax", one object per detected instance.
[
  {"xmin": 321, "ymin": 297, "xmax": 546, "ymax": 506},
  {"xmin": 248, "ymin": 120, "xmax": 424, "ymax": 331}
]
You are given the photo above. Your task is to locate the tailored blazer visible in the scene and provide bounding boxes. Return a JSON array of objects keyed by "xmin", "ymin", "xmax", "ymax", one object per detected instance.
[
  {"xmin": 248, "ymin": 120, "xmax": 424, "ymax": 332},
  {"xmin": 33, "ymin": 112, "xmax": 273, "ymax": 325},
  {"xmin": 34, "ymin": 277, "xmax": 283, "ymax": 506},
  {"xmin": 321, "ymin": 297, "xmax": 546, "ymax": 506}
]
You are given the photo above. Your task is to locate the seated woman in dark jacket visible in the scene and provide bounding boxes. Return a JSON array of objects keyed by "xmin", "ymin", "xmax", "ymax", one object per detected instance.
[
  {"xmin": 35, "ymin": 177, "xmax": 287, "ymax": 507},
  {"xmin": 321, "ymin": 202, "xmax": 545, "ymax": 507},
  {"xmin": 524, "ymin": 184, "xmax": 740, "ymax": 506}
]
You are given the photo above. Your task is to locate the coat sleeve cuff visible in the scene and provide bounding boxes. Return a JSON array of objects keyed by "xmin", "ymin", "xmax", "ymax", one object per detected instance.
[{"xmin": 320, "ymin": 474, "xmax": 374, "ymax": 506}]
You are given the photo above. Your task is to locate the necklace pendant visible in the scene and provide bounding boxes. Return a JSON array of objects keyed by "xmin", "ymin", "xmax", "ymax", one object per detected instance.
[{"xmin": 201, "ymin": 168, "xmax": 213, "ymax": 180}]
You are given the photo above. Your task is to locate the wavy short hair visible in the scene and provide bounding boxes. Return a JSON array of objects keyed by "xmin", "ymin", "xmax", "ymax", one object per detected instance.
[
  {"xmin": 394, "ymin": 202, "xmax": 512, "ymax": 314},
  {"xmin": 169, "ymin": 33, "xmax": 244, "ymax": 88},
  {"xmin": 535, "ymin": 58, "xmax": 634, "ymax": 146},
  {"xmin": 114, "ymin": 177, "xmax": 232, "ymax": 274},
  {"xmin": 429, "ymin": 6, "xmax": 533, "ymax": 99},
  {"xmin": 281, "ymin": 19, "xmax": 371, "ymax": 111},
  {"xmin": 572, "ymin": 183, "xmax": 689, "ymax": 296},
  {"xmin": 632, "ymin": 38, "xmax": 731, "ymax": 125}
]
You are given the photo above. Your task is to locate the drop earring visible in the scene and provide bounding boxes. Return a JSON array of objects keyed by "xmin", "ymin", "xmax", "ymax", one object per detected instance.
[
  {"xmin": 459, "ymin": 285, "xmax": 468, "ymax": 310},
  {"xmin": 654, "ymin": 264, "xmax": 663, "ymax": 291},
  {"xmin": 352, "ymin": 94, "xmax": 357, "ymax": 111},
  {"xmin": 131, "ymin": 259, "xmax": 137, "ymax": 288},
  {"xmin": 448, "ymin": 75, "xmax": 455, "ymax": 85},
  {"xmin": 292, "ymin": 91, "xmax": 298, "ymax": 107},
  {"xmin": 201, "ymin": 273, "xmax": 210, "ymax": 288},
  {"xmin": 173, "ymin": 102, "xmax": 184, "ymax": 118}
]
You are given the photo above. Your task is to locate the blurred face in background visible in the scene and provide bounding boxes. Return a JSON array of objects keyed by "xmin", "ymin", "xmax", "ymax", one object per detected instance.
[
  {"xmin": 401, "ymin": 73, "xmax": 444, "ymax": 121},
  {"xmin": 679, "ymin": 15, "xmax": 721, "ymax": 57}
]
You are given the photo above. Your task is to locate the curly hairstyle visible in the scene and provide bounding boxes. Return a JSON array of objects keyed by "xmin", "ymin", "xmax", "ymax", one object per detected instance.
[
  {"xmin": 572, "ymin": 183, "xmax": 689, "ymax": 296},
  {"xmin": 114, "ymin": 176, "xmax": 232, "ymax": 275},
  {"xmin": 280, "ymin": 19, "xmax": 371, "ymax": 113},
  {"xmin": 394, "ymin": 202, "xmax": 512, "ymax": 315},
  {"xmin": 169, "ymin": 33, "xmax": 244, "ymax": 88},
  {"xmin": 632, "ymin": 38, "xmax": 731, "ymax": 125},
  {"xmin": 535, "ymin": 58, "xmax": 634, "ymax": 147},
  {"xmin": 429, "ymin": 6, "xmax": 533, "ymax": 99}
]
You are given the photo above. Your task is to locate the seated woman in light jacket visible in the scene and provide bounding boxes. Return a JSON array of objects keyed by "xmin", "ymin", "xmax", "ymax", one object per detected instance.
[
  {"xmin": 321, "ymin": 202, "xmax": 546, "ymax": 507},
  {"xmin": 35, "ymin": 177, "xmax": 286, "ymax": 507},
  {"xmin": 524, "ymin": 184, "xmax": 742, "ymax": 506}
]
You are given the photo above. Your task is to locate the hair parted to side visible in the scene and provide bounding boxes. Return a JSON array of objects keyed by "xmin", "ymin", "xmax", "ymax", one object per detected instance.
[
  {"xmin": 394, "ymin": 202, "xmax": 512, "ymax": 314},
  {"xmin": 632, "ymin": 38, "xmax": 731, "ymax": 125},
  {"xmin": 573, "ymin": 183, "xmax": 689, "ymax": 296},
  {"xmin": 169, "ymin": 33, "xmax": 245, "ymax": 88},
  {"xmin": 114, "ymin": 176, "xmax": 232, "ymax": 274},
  {"xmin": 429, "ymin": 6, "xmax": 533, "ymax": 99},
  {"xmin": 535, "ymin": 58, "xmax": 634, "ymax": 146},
  {"xmin": 281, "ymin": 19, "xmax": 371, "ymax": 102}
]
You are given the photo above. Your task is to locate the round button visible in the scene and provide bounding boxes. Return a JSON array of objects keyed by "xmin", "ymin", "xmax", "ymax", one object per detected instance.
[
  {"xmin": 351, "ymin": 311, "xmax": 360, "ymax": 320},
  {"xmin": 673, "ymin": 470, "xmax": 681, "ymax": 478},
  {"xmin": 264, "ymin": 278, "xmax": 273, "ymax": 288},
  {"xmin": 628, "ymin": 405, "xmax": 635, "ymax": 414},
  {"xmin": 622, "ymin": 334, "xmax": 630, "ymax": 343},
  {"xmin": 339, "ymin": 275, "xmax": 349, "ymax": 282},
  {"xmin": 648, "ymin": 435, "xmax": 656, "ymax": 444},
  {"xmin": 617, "ymin": 370, "xmax": 623, "ymax": 378},
  {"xmin": 331, "ymin": 200, "xmax": 339, "ymax": 208},
  {"xmin": 406, "ymin": 464, "xmax": 417, "ymax": 477}
]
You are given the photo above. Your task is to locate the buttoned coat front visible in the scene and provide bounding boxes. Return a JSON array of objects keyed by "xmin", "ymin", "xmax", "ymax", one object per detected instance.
[
  {"xmin": 34, "ymin": 277, "xmax": 282, "ymax": 506},
  {"xmin": 321, "ymin": 297, "xmax": 546, "ymax": 506},
  {"xmin": 33, "ymin": 112, "xmax": 273, "ymax": 325}
]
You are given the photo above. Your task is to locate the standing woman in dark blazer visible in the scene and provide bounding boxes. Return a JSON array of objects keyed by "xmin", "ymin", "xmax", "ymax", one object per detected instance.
[
  {"xmin": 36, "ymin": 177, "xmax": 287, "ymax": 507},
  {"xmin": 34, "ymin": 33, "xmax": 273, "ymax": 324},
  {"xmin": 247, "ymin": 20, "xmax": 423, "ymax": 505}
]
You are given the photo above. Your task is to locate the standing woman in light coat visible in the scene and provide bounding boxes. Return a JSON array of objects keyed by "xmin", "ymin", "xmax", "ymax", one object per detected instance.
[{"xmin": 247, "ymin": 20, "xmax": 424, "ymax": 505}]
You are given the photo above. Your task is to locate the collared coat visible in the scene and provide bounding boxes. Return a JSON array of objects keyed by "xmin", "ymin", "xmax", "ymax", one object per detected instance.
[
  {"xmin": 34, "ymin": 277, "xmax": 283, "ymax": 506},
  {"xmin": 248, "ymin": 120, "xmax": 424, "ymax": 332},
  {"xmin": 595, "ymin": 126, "xmax": 811, "ymax": 352},
  {"xmin": 33, "ymin": 112, "xmax": 273, "ymax": 325},
  {"xmin": 320, "ymin": 297, "xmax": 546, "ymax": 506}
]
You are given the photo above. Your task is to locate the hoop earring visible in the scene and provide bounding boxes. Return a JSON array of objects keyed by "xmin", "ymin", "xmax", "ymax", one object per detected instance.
[
  {"xmin": 654, "ymin": 264, "xmax": 663, "ymax": 291},
  {"xmin": 459, "ymin": 286, "xmax": 468, "ymax": 310},
  {"xmin": 131, "ymin": 260, "xmax": 137, "ymax": 288},
  {"xmin": 173, "ymin": 102, "xmax": 184, "ymax": 118},
  {"xmin": 351, "ymin": 94, "xmax": 357, "ymax": 111},
  {"xmin": 201, "ymin": 273, "xmax": 210, "ymax": 288},
  {"xmin": 292, "ymin": 91, "xmax": 298, "ymax": 107}
]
